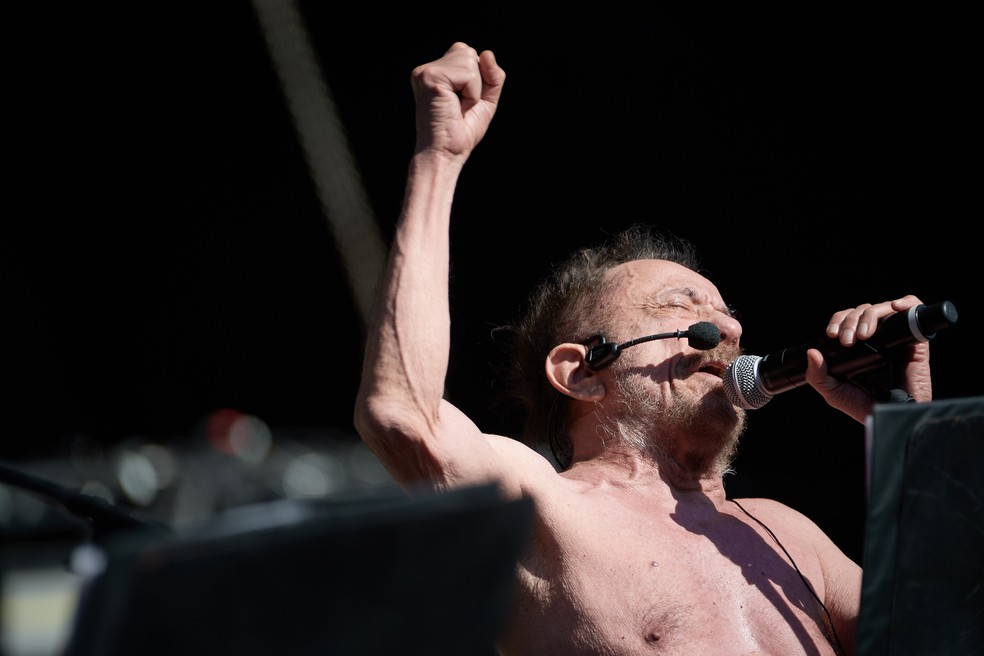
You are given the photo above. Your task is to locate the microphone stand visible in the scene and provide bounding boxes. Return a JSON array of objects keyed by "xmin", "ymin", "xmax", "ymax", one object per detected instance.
[{"xmin": 0, "ymin": 460, "xmax": 172, "ymax": 543}]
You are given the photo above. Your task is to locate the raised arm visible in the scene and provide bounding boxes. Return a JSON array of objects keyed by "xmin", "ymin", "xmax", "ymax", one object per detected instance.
[{"xmin": 354, "ymin": 44, "xmax": 539, "ymax": 494}]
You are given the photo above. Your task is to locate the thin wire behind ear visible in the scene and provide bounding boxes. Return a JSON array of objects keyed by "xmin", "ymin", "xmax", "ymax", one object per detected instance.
[{"xmin": 546, "ymin": 392, "xmax": 572, "ymax": 471}]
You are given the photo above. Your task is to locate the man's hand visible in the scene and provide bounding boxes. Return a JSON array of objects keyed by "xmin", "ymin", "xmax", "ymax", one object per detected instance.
[
  {"xmin": 805, "ymin": 295, "xmax": 933, "ymax": 422},
  {"xmin": 411, "ymin": 42, "xmax": 505, "ymax": 159}
]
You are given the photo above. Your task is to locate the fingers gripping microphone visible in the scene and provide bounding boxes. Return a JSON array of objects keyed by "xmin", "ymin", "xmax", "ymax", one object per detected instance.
[
  {"xmin": 723, "ymin": 301, "xmax": 958, "ymax": 410},
  {"xmin": 585, "ymin": 321, "xmax": 721, "ymax": 370}
]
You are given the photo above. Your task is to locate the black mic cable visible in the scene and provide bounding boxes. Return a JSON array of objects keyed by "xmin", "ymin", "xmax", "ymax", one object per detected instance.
[{"xmin": 585, "ymin": 321, "xmax": 722, "ymax": 370}]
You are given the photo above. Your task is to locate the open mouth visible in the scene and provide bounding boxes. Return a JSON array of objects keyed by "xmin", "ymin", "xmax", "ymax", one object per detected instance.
[{"xmin": 697, "ymin": 361, "xmax": 727, "ymax": 378}]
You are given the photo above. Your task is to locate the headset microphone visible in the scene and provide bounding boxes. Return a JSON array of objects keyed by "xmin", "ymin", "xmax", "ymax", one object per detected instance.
[{"xmin": 585, "ymin": 321, "xmax": 722, "ymax": 370}]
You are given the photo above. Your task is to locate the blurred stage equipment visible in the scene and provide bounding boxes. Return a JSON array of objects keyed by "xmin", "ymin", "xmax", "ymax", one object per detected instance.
[{"xmin": 62, "ymin": 483, "xmax": 532, "ymax": 656}]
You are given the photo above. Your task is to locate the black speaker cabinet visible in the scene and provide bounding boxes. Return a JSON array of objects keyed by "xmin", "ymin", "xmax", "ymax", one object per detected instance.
[{"xmin": 857, "ymin": 396, "xmax": 984, "ymax": 656}]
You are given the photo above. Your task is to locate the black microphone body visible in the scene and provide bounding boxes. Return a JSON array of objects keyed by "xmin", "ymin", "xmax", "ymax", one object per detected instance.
[{"xmin": 724, "ymin": 301, "xmax": 958, "ymax": 410}]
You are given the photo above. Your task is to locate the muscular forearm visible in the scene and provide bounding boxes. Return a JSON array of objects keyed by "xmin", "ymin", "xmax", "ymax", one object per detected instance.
[{"xmin": 354, "ymin": 153, "xmax": 465, "ymax": 465}]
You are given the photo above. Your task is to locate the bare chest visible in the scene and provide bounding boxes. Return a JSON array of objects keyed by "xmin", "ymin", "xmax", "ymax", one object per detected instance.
[{"xmin": 505, "ymin": 495, "xmax": 837, "ymax": 655}]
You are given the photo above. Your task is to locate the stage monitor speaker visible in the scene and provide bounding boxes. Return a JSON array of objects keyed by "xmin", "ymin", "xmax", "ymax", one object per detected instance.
[
  {"xmin": 64, "ymin": 483, "xmax": 533, "ymax": 656},
  {"xmin": 857, "ymin": 396, "xmax": 984, "ymax": 656}
]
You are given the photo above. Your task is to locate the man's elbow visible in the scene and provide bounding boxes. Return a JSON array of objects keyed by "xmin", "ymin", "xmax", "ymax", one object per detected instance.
[
  {"xmin": 353, "ymin": 393, "xmax": 445, "ymax": 482},
  {"xmin": 352, "ymin": 392, "xmax": 400, "ymax": 451}
]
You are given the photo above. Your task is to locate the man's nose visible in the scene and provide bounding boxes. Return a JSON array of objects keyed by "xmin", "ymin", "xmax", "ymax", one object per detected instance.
[{"xmin": 714, "ymin": 314, "xmax": 742, "ymax": 346}]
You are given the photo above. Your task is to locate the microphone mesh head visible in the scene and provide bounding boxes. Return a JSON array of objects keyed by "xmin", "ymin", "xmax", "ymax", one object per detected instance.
[{"xmin": 722, "ymin": 355, "xmax": 772, "ymax": 409}]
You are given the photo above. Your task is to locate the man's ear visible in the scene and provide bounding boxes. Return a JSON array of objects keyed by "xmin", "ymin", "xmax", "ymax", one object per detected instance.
[{"xmin": 545, "ymin": 343, "xmax": 607, "ymax": 401}]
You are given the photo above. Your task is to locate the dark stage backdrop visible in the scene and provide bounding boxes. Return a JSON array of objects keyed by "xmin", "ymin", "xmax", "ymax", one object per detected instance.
[{"xmin": 8, "ymin": 5, "xmax": 979, "ymax": 566}]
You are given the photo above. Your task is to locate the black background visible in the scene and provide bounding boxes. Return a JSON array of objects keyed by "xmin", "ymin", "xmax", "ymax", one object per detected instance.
[{"xmin": 8, "ymin": 5, "xmax": 979, "ymax": 564}]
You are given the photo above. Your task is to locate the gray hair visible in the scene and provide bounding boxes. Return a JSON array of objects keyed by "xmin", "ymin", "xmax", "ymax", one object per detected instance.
[{"xmin": 490, "ymin": 225, "xmax": 703, "ymax": 469}]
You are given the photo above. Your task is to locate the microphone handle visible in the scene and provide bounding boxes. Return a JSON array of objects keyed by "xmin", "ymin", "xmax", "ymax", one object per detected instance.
[{"xmin": 758, "ymin": 301, "xmax": 958, "ymax": 395}]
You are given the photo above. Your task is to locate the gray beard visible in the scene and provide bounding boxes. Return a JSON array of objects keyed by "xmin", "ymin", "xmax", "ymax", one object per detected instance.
[{"xmin": 598, "ymin": 372, "xmax": 747, "ymax": 478}]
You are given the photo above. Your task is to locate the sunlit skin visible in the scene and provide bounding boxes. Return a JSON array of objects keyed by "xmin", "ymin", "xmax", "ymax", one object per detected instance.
[
  {"xmin": 354, "ymin": 42, "xmax": 932, "ymax": 655},
  {"xmin": 558, "ymin": 260, "xmax": 747, "ymax": 479}
]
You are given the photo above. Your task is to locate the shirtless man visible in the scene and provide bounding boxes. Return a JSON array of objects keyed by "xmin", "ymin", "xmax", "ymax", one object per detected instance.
[{"xmin": 353, "ymin": 42, "xmax": 933, "ymax": 655}]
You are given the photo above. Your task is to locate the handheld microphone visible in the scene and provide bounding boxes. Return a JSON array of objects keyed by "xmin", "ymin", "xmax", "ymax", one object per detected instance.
[
  {"xmin": 585, "ymin": 321, "xmax": 721, "ymax": 370},
  {"xmin": 722, "ymin": 300, "xmax": 958, "ymax": 410}
]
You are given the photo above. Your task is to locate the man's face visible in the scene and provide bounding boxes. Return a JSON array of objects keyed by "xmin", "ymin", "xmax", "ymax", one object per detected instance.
[{"xmin": 594, "ymin": 260, "xmax": 747, "ymax": 470}]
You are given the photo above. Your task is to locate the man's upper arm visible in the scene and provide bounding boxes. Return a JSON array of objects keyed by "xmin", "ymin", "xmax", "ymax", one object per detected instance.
[{"xmin": 359, "ymin": 396, "xmax": 554, "ymax": 498}]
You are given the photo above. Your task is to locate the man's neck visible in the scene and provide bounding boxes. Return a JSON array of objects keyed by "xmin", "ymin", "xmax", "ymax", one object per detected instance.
[{"xmin": 562, "ymin": 449, "xmax": 728, "ymax": 500}]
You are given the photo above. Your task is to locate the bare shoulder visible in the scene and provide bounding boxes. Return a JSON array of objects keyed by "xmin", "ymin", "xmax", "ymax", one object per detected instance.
[
  {"xmin": 482, "ymin": 433, "xmax": 566, "ymax": 496},
  {"xmin": 728, "ymin": 496, "xmax": 833, "ymax": 543},
  {"xmin": 729, "ymin": 496, "xmax": 860, "ymax": 572},
  {"xmin": 728, "ymin": 496, "xmax": 808, "ymax": 519}
]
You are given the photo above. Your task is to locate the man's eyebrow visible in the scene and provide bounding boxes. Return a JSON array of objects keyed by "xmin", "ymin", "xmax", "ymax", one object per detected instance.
[
  {"xmin": 660, "ymin": 287, "xmax": 734, "ymax": 317},
  {"xmin": 658, "ymin": 287, "xmax": 697, "ymax": 300}
]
